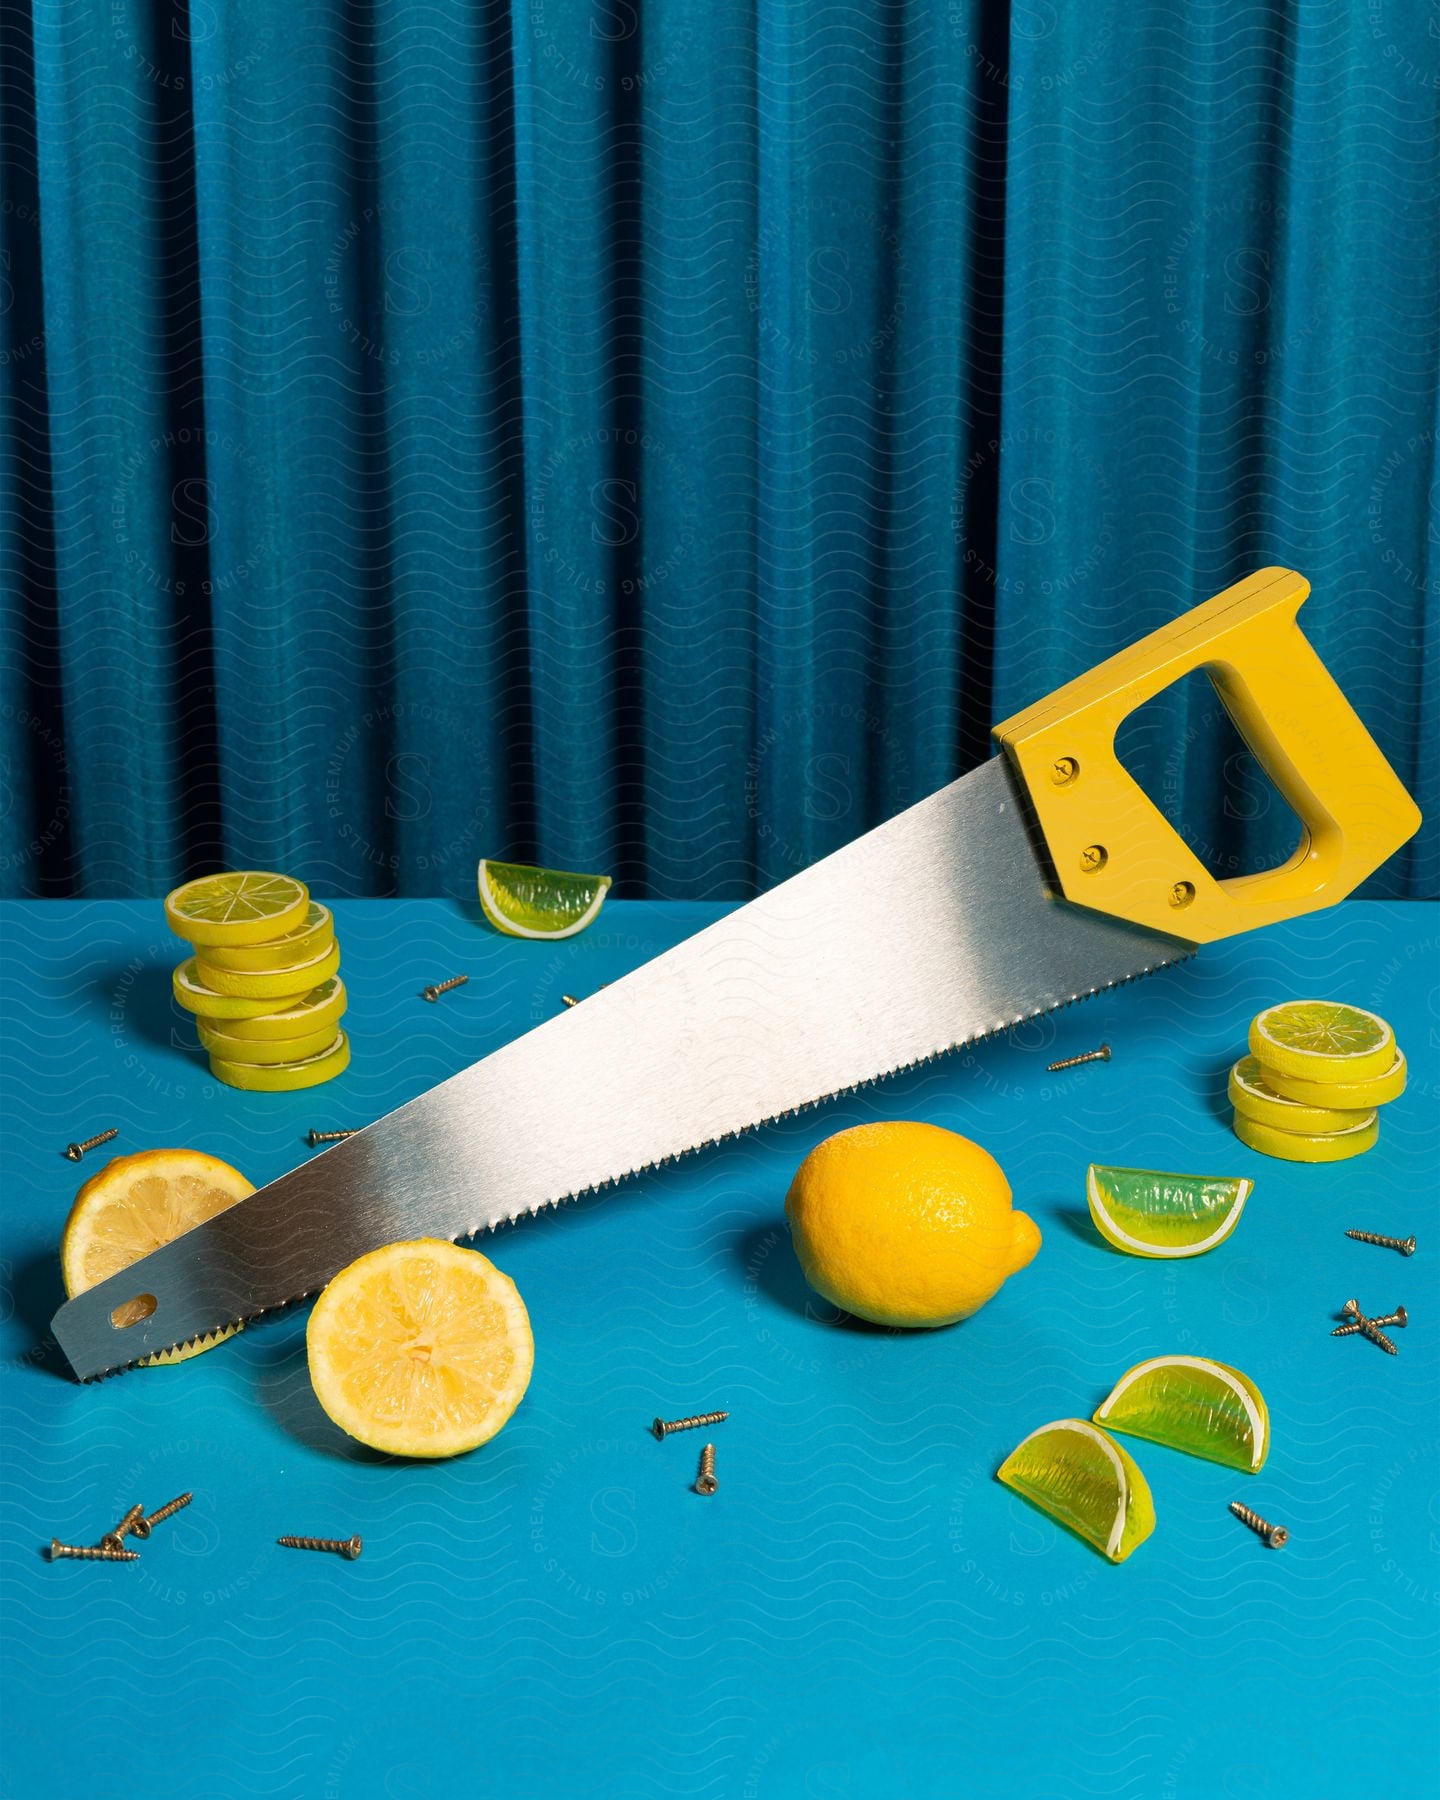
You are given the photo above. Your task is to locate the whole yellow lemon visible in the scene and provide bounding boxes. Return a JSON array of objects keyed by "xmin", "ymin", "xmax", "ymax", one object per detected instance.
[{"xmin": 784, "ymin": 1121, "xmax": 1041, "ymax": 1328}]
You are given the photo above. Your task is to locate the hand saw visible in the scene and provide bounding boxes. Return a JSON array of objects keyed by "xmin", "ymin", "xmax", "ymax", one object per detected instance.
[{"xmin": 52, "ymin": 567, "xmax": 1420, "ymax": 1379}]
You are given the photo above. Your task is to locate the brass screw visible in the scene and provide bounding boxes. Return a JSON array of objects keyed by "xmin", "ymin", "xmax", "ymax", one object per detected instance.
[
  {"xmin": 50, "ymin": 1538, "xmax": 139, "ymax": 1562},
  {"xmin": 63, "ymin": 1127, "xmax": 118, "ymax": 1163},
  {"xmin": 1047, "ymin": 1043, "xmax": 1111, "ymax": 1072},
  {"xmin": 99, "ymin": 1503, "xmax": 144, "ymax": 1552},
  {"xmin": 132, "ymin": 1492, "xmax": 193, "ymax": 1539},
  {"xmin": 1169, "ymin": 880, "xmax": 1196, "ymax": 909},
  {"xmin": 307, "ymin": 1128, "xmax": 358, "ymax": 1146},
  {"xmin": 695, "ymin": 1444, "xmax": 718, "ymax": 1496},
  {"xmin": 422, "ymin": 975, "xmax": 468, "ymax": 1003},
  {"xmin": 1050, "ymin": 757, "xmax": 1079, "ymax": 786},
  {"xmin": 1333, "ymin": 1305, "xmax": 1407, "ymax": 1338},
  {"xmin": 561, "ymin": 995, "xmax": 580, "ymax": 1008},
  {"xmin": 1079, "ymin": 844, "xmax": 1108, "ymax": 873},
  {"xmin": 277, "ymin": 1534, "xmax": 362, "ymax": 1560},
  {"xmin": 652, "ymin": 1409, "xmax": 729, "ymax": 1440},
  {"xmin": 1346, "ymin": 1229, "xmax": 1416, "ymax": 1257},
  {"xmin": 1228, "ymin": 1502, "xmax": 1288, "ymax": 1548},
  {"xmin": 1334, "ymin": 1299, "xmax": 1399, "ymax": 1355}
]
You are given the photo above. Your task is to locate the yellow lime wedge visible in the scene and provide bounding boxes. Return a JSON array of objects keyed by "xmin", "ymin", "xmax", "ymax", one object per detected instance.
[
  {"xmin": 165, "ymin": 871, "xmax": 309, "ymax": 947},
  {"xmin": 996, "ymin": 1419, "xmax": 1154, "ymax": 1564},
  {"xmin": 194, "ymin": 939, "xmax": 340, "ymax": 1000},
  {"xmin": 1232, "ymin": 1109, "xmax": 1378, "ymax": 1163},
  {"xmin": 1229, "ymin": 1056, "xmax": 1372, "ymax": 1135},
  {"xmin": 173, "ymin": 958, "xmax": 310, "ymax": 1020},
  {"xmin": 1086, "ymin": 1164, "xmax": 1253, "ymax": 1259},
  {"xmin": 307, "ymin": 1239, "xmax": 533, "ymax": 1458},
  {"xmin": 197, "ymin": 1017, "xmax": 341, "ymax": 1066},
  {"xmin": 1249, "ymin": 1000, "xmax": 1395, "ymax": 1085},
  {"xmin": 209, "ymin": 1031, "xmax": 350, "ymax": 1092},
  {"xmin": 477, "ymin": 859, "xmax": 611, "ymax": 940},
  {"xmin": 1093, "ymin": 1355, "xmax": 1269, "ymax": 1473},
  {"xmin": 1263, "ymin": 1049, "xmax": 1407, "ymax": 1111},
  {"xmin": 199, "ymin": 902, "xmax": 334, "ymax": 973},
  {"xmin": 206, "ymin": 976, "xmax": 347, "ymax": 1043}
]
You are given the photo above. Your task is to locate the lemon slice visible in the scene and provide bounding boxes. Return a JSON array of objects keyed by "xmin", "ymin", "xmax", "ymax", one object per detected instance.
[
  {"xmin": 207, "ymin": 976, "xmax": 347, "ymax": 1043},
  {"xmin": 1249, "ymin": 1000, "xmax": 1395, "ymax": 1085},
  {"xmin": 996, "ymin": 1419, "xmax": 1154, "ymax": 1564},
  {"xmin": 173, "ymin": 958, "xmax": 311, "ymax": 1020},
  {"xmin": 477, "ymin": 859, "xmax": 611, "ymax": 940},
  {"xmin": 209, "ymin": 1031, "xmax": 350, "ymax": 1091},
  {"xmin": 60, "ymin": 1149, "xmax": 252, "ymax": 1364},
  {"xmin": 1228, "ymin": 1055, "xmax": 1372, "ymax": 1135},
  {"xmin": 199, "ymin": 902, "xmax": 334, "ymax": 973},
  {"xmin": 307, "ymin": 1239, "xmax": 534, "ymax": 1457},
  {"xmin": 165, "ymin": 871, "xmax": 309, "ymax": 947},
  {"xmin": 1232, "ymin": 1109, "xmax": 1378, "ymax": 1163},
  {"xmin": 1086, "ymin": 1164, "xmax": 1253, "ymax": 1259},
  {"xmin": 197, "ymin": 1017, "xmax": 341, "ymax": 1066},
  {"xmin": 194, "ymin": 939, "xmax": 340, "ymax": 1000},
  {"xmin": 1093, "ymin": 1355, "xmax": 1269, "ymax": 1473},
  {"xmin": 1263, "ymin": 1049, "xmax": 1407, "ymax": 1111}
]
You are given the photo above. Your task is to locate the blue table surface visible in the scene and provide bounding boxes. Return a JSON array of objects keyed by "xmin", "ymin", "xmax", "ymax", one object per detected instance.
[{"xmin": 1, "ymin": 898, "xmax": 1436, "ymax": 1798}]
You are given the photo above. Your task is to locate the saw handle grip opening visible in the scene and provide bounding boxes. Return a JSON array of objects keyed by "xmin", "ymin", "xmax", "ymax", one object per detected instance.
[
  {"xmin": 109, "ymin": 1293, "xmax": 157, "ymax": 1330},
  {"xmin": 993, "ymin": 567, "xmax": 1421, "ymax": 943}
]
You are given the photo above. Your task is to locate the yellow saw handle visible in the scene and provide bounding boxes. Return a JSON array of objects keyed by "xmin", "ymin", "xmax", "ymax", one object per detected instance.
[{"xmin": 992, "ymin": 566, "xmax": 1421, "ymax": 944}]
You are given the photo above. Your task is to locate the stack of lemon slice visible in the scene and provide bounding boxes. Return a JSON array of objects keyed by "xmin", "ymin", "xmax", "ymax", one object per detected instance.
[
  {"xmin": 1228, "ymin": 999, "xmax": 1405, "ymax": 1163},
  {"xmin": 165, "ymin": 872, "xmax": 350, "ymax": 1091}
]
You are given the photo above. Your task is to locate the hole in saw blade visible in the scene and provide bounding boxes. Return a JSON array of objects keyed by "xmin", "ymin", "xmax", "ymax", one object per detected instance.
[{"xmin": 110, "ymin": 1293, "xmax": 157, "ymax": 1329}]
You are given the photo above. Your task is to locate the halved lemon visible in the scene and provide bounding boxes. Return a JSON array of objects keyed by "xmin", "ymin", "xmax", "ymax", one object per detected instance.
[
  {"xmin": 1263, "ymin": 1049, "xmax": 1407, "ymax": 1111},
  {"xmin": 996, "ymin": 1418, "xmax": 1154, "ymax": 1564},
  {"xmin": 173, "ymin": 958, "xmax": 311, "ymax": 1020},
  {"xmin": 307, "ymin": 1239, "xmax": 534, "ymax": 1457},
  {"xmin": 197, "ymin": 1017, "xmax": 341, "ymax": 1066},
  {"xmin": 1093, "ymin": 1355, "xmax": 1269, "ymax": 1473},
  {"xmin": 208, "ymin": 976, "xmax": 347, "ymax": 1043},
  {"xmin": 1228, "ymin": 1056, "xmax": 1371, "ymax": 1135},
  {"xmin": 1249, "ymin": 1000, "xmax": 1395, "ymax": 1085},
  {"xmin": 194, "ymin": 939, "xmax": 340, "ymax": 1000},
  {"xmin": 477, "ymin": 859, "xmax": 611, "ymax": 940},
  {"xmin": 1232, "ymin": 1109, "xmax": 1378, "ymax": 1163},
  {"xmin": 199, "ymin": 902, "xmax": 334, "ymax": 974},
  {"xmin": 1086, "ymin": 1164, "xmax": 1252, "ymax": 1259},
  {"xmin": 165, "ymin": 872, "xmax": 309, "ymax": 947},
  {"xmin": 60, "ymin": 1149, "xmax": 252, "ymax": 1364},
  {"xmin": 209, "ymin": 1031, "xmax": 350, "ymax": 1091}
]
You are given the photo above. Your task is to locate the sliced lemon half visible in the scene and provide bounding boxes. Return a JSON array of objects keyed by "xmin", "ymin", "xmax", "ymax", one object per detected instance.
[
  {"xmin": 1228, "ymin": 1056, "xmax": 1371, "ymax": 1135},
  {"xmin": 208, "ymin": 976, "xmax": 347, "ymax": 1043},
  {"xmin": 1263, "ymin": 1049, "xmax": 1407, "ymax": 1111},
  {"xmin": 307, "ymin": 1239, "xmax": 534, "ymax": 1458},
  {"xmin": 194, "ymin": 939, "xmax": 340, "ymax": 1000},
  {"xmin": 1232, "ymin": 1109, "xmax": 1378, "ymax": 1163},
  {"xmin": 996, "ymin": 1418, "xmax": 1154, "ymax": 1564},
  {"xmin": 60, "ymin": 1149, "xmax": 252, "ymax": 1364},
  {"xmin": 477, "ymin": 859, "xmax": 611, "ymax": 940},
  {"xmin": 173, "ymin": 958, "xmax": 311, "ymax": 1020},
  {"xmin": 1086, "ymin": 1164, "xmax": 1253, "ymax": 1260},
  {"xmin": 1249, "ymin": 1000, "xmax": 1395, "ymax": 1085},
  {"xmin": 199, "ymin": 902, "xmax": 334, "ymax": 973},
  {"xmin": 165, "ymin": 871, "xmax": 309, "ymax": 947},
  {"xmin": 1093, "ymin": 1355, "xmax": 1269, "ymax": 1474},
  {"xmin": 209, "ymin": 1031, "xmax": 350, "ymax": 1091}
]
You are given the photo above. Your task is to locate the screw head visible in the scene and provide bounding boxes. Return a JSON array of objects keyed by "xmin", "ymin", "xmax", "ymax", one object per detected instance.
[
  {"xmin": 1401, "ymin": 1237, "xmax": 1417, "ymax": 1256},
  {"xmin": 651, "ymin": 1418, "xmax": 668, "ymax": 1440},
  {"xmin": 1079, "ymin": 844, "xmax": 1108, "ymax": 873},
  {"xmin": 1342, "ymin": 1298, "xmax": 1361, "ymax": 1318},
  {"xmin": 1051, "ymin": 757, "xmax": 1079, "ymax": 786},
  {"xmin": 1266, "ymin": 1525, "xmax": 1289, "ymax": 1549},
  {"xmin": 1169, "ymin": 880, "xmax": 1196, "ymax": 908},
  {"xmin": 343, "ymin": 1536, "xmax": 363, "ymax": 1559},
  {"xmin": 1392, "ymin": 1305, "xmax": 1408, "ymax": 1329},
  {"xmin": 696, "ymin": 1475, "xmax": 718, "ymax": 1496},
  {"xmin": 64, "ymin": 1144, "xmax": 84, "ymax": 1161}
]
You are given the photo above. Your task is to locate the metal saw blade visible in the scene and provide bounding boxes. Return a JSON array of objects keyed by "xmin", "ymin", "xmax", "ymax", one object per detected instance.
[{"xmin": 51, "ymin": 755, "xmax": 1194, "ymax": 1378}]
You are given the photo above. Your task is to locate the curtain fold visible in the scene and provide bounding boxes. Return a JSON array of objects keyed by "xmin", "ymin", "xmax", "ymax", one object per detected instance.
[{"xmin": 2, "ymin": 0, "xmax": 1436, "ymax": 898}]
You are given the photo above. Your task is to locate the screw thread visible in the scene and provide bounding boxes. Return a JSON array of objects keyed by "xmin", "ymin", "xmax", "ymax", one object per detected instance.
[
  {"xmin": 652, "ymin": 1409, "xmax": 729, "ymax": 1440},
  {"xmin": 308, "ymin": 1128, "xmax": 358, "ymax": 1145},
  {"xmin": 1228, "ymin": 1502, "xmax": 1287, "ymax": 1547},
  {"xmin": 1046, "ymin": 1044, "xmax": 1111, "ymax": 1072},
  {"xmin": 63, "ymin": 1127, "xmax": 118, "ymax": 1162},
  {"xmin": 423, "ymin": 975, "xmax": 468, "ymax": 1002},
  {"xmin": 695, "ymin": 1443, "xmax": 718, "ymax": 1496},
  {"xmin": 133, "ymin": 1492, "xmax": 193, "ymax": 1539},
  {"xmin": 278, "ymin": 1534, "xmax": 362, "ymax": 1559},
  {"xmin": 1346, "ymin": 1229, "xmax": 1416, "ymax": 1256},
  {"xmin": 50, "ymin": 1539, "xmax": 139, "ymax": 1562}
]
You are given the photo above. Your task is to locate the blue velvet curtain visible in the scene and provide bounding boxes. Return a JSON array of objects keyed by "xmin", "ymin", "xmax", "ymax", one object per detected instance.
[{"xmin": 2, "ymin": 0, "xmax": 1435, "ymax": 900}]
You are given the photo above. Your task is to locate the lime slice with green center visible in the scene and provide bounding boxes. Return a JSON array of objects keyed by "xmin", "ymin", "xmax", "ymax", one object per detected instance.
[
  {"xmin": 1263, "ymin": 1049, "xmax": 1407, "ymax": 1111},
  {"xmin": 1232, "ymin": 1109, "xmax": 1378, "ymax": 1163},
  {"xmin": 1093, "ymin": 1355, "xmax": 1269, "ymax": 1473},
  {"xmin": 1086, "ymin": 1164, "xmax": 1253, "ymax": 1259},
  {"xmin": 194, "ymin": 939, "xmax": 340, "ymax": 1000},
  {"xmin": 1249, "ymin": 1000, "xmax": 1394, "ymax": 1084},
  {"xmin": 209, "ymin": 1031, "xmax": 351, "ymax": 1091},
  {"xmin": 199, "ymin": 902, "xmax": 334, "ymax": 973},
  {"xmin": 207, "ymin": 976, "xmax": 347, "ymax": 1043},
  {"xmin": 477, "ymin": 860, "xmax": 612, "ymax": 940},
  {"xmin": 165, "ymin": 871, "xmax": 310, "ymax": 947},
  {"xmin": 1229, "ymin": 1056, "xmax": 1372, "ymax": 1135},
  {"xmin": 996, "ymin": 1419, "xmax": 1154, "ymax": 1563}
]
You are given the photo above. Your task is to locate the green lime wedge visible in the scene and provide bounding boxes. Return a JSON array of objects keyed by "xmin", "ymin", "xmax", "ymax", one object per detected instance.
[
  {"xmin": 1086, "ymin": 1164, "xmax": 1253, "ymax": 1259},
  {"xmin": 477, "ymin": 860, "xmax": 611, "ymax": 940},
  {"xmin": 996, "ymin": 1419, "xmax": 1155, "ymax": 1564},
  {"xmin": 1093, "ymin": 1355, "xmax": 1269, "ymax": 1473}
]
